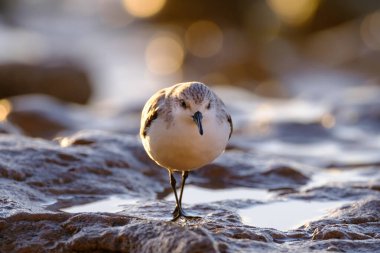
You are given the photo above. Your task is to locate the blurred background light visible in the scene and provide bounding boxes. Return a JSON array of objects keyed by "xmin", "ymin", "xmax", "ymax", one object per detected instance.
[
  {"xmin": 321, "ymin": 113, "xmax": 336, "ymax": 129},
  {"xmin": 266, "ymin": 0, "xmax": 320, "ymax": 26},
  {"xmin": 145, "ymin": 33, "xmax": 185, "ymax": 75},
  {"xmin": 0, "ymin": 99, "xmax": 12, "ymax": 121},
  {"xmin": 122, "ymin": 0, "xmax": 166, "ymax": 18},
  {"xmin": 185, "ymin": 20, "xmax": 223, "ymax": 58},
  {"xmin": 254, "ymin": 103, "xmax": 274, "ymax": 124},
  {"xmin": 1, "ymin": 0, "xmax": 380, "ymax": 105}
]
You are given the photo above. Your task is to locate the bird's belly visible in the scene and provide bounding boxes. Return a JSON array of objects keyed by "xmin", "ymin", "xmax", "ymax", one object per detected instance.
[{"xmin": 144, "ymin": 118, "xmax": 229, "ymax": 171}]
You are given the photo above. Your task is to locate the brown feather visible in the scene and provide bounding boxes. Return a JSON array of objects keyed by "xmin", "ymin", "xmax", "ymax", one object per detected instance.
[
  {"xmin": 140, "ymin": 89, "xmax": 166, "ymax": 138},
  {"xmin": 227, "ymin": 114, "xmax": 233, "ymax": 139}
]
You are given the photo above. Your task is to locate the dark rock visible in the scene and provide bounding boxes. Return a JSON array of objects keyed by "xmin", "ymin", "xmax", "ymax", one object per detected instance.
[
  {"xmin": 262, "ymin": 165, "xmax": 309, "ymax": 185},
  {"xmin": 0, "ymin": 131, "xmax": 165, "ymax": 213},
  {"xmin": 313, "ymin": 225, "xmax": 373, "ymax": 240},
  {"xmin": 0, "ymin": 210, "xmax": 266, "ymax": 253},
  {"xmin": 192, "ymin": 151, "xmax": 310, "ymax": 189},
  {"xmin": 0, "ymin": 63, "xmax": 92, "ymax": 104},
  {"xmin": 307, "ymin": 199, "xmax": 380, "ymax": 241}
]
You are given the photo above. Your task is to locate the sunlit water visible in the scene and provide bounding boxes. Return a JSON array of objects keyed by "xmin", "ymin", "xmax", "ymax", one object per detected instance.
[
  {"xmin": 61, "ymin": 196, "xmax": 138, "ymax": 213},
  {"xmin": 164, "ymin": 185, "xmax": 271, "ymax": 204},
  {"xmin": 177, "ymin": 169, "xmax": 372, "ymax": 232},
  {"xmin": 60, "ymin": 169, "xmax": 372, "ymax": 232},
  {"xmin": 61, "ymin": 186, "xmax": 271, "ymax": 213},
  {"xmin": 61, "ymin": 187, "xmax": 351, "ymax": 232},
  {"xmin": 237, "ymin": 168, "xmax": 373, "ymax": 231},
  {"xmin": 239, "ymin": 200, "xmax": 350, "ymax": 231}
]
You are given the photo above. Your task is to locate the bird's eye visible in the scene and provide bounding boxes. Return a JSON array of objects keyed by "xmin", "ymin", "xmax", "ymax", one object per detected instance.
[
  {"xmin": 180, "ymin": 100, "xmax": 187, "ymax": 109},
  {"xmin": 206, "ymin": 102, "xmax": 211, "ymax": 109}
]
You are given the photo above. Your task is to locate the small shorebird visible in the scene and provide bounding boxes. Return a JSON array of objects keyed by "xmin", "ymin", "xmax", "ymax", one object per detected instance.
[{"xmin": 140, "ymin": 82, "xmax": 232, "ymax": 220}]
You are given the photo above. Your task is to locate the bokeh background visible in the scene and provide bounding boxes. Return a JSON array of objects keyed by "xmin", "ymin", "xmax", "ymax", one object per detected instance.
[{"xmin": 1, "ymin": 0, "xmax": 380, "ymax": 105}]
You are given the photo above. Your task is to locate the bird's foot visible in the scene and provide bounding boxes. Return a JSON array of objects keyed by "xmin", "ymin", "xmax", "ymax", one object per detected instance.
[
  {"xmin": 172, "ymin": 205, "xmax": 178, "ymax": 215},
  {"xmin": 171, "ymin": 206, "xmax": 201, "ymax": 221}
]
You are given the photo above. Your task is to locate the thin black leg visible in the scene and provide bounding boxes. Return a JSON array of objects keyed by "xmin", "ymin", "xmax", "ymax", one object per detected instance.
[
  {"xmin": 169, "ymin": 171, "xmax": 184, "ymax": 221},
  {"xmin": 169, "ymin": 171, "xmax": 200, "ymax": 221},
  {"xmin": 169, "ymin": 171, "xmax": 180, "ymax": 209},
  {"xmin": 172, "ymin": 171, "xmax": 188, "ymax": 216},
  {"xmin": 178, "ymin": 171, "xmax": 189, "ymax": 207}
]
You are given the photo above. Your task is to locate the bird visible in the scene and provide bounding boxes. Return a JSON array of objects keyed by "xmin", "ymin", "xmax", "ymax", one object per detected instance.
[{"xmin": 140, "ymin": 82, "xmax": 233, "ymax": 221}]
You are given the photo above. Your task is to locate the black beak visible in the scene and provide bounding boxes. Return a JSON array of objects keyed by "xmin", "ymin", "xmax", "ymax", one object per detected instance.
[{"xmin": 192, "ymin": 111, "xmax": 203, "ymax": 135}]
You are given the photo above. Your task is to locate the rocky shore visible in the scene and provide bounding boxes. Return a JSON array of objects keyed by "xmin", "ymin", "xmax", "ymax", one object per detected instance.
[{"xmin": 0, "ymin": 97, "xmax": 379, "ymax": 252}]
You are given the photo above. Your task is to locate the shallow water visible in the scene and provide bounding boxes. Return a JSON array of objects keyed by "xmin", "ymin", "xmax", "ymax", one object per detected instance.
[
  {"xmin": 165, "ymin": 185, "xmax": 271, "ymax": 204},
  {"xmin": 61, "ymin": 186, "xmax": 271, "ymax": 213},
  {"xmin": 61, "ymin": 195, "xmax": 138, "ymax": 213},
  {"xmin": 60, "ymin": 185, "xmax": 351, "ymax": 232},
  {"xmin": 60, "ymin": 167, "xmax": 375, "ymax": 233},
  {"xmin": 239, "ymin": 200, "xmax": 350, "ymax": 231}
]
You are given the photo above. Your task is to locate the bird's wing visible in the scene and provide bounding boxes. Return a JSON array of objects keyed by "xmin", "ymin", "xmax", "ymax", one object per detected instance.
[
  {"xmin": 140, "ymin": 88, "xmax": 166, "ymax": 138},
  {"xmin": 227, "ymin": 113, "xmax": 233, "ymax": 139},
  {"xmin": 215, "ymin": 95, "xmax": 233, "ymax": 139}
]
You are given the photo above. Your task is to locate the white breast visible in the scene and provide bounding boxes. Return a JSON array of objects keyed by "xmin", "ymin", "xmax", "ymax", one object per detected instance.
[{"xmin": 142, "ymin": 114, "xmax": 230, "ymax": 171}]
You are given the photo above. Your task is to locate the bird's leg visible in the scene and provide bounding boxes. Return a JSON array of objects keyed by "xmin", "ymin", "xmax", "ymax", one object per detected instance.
[
  {"xmin": 172, "ymin": 171, "xmax": 189, "ymax": 215},
  {"xmin": 169, "ymin": 171, "xmax": 180, "ymax": 208},
  {"xmin": 172, "ymin": 171, "xmax": 200, "ymax": 220},
  {"xmin": 179, "ymin": 171, "xmax": 189, "ymax": 207},
  {"xmin": 169, "ymin": 171, "xmax": 184, "ymax": 221}
]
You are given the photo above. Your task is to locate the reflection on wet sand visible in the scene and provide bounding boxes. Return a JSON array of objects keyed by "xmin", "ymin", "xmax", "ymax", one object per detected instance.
[
  {"xmin": 239, "ymin": 199, "xmax": 350, "ymax": 231},
  {"xmin": 61, "ymin": 195, "xmax": 138, "ymax": 213}
]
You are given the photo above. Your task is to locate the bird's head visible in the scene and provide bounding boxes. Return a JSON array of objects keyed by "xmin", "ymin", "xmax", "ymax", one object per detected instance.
[{"xmin": 171, "ymin": 82, "xmax": 216, "ymax": 136}]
